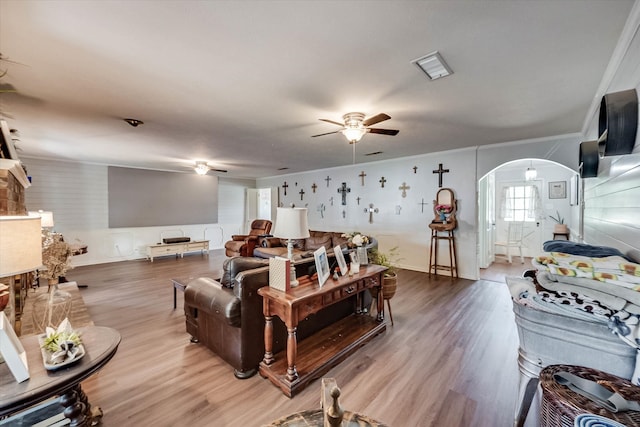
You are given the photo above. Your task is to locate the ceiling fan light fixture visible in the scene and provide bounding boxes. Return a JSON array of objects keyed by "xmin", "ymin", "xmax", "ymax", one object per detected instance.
[
  {"xmin": 194, "ymin": 161, "xmax": 210, "ymax": 175},
  {"xmin": 525, "ymin": 166, "xmax": 537, "ymax": 181},
  {"xmin": 342, "ymin": 127, "xmax": 366, "ymax": 143},
  {"xmin": 412, "ymin": 51, "xmax": 453, "ymax": 80}
]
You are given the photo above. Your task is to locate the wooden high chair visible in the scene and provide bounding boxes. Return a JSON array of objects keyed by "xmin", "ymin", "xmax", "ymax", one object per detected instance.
[{"xmin": 428, "ymin": 188, "xmax": 458, "ymax": 279}]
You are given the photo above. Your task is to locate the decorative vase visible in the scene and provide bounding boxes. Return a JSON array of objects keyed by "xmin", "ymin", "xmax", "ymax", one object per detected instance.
[
  {"xmin": 439, "ymin": 212, "xmax": 446, "ymax": 221},
  {"xmin": 356, "ymin": 246, "xmax": 369, "ymax": 265},
  {"xmin": 32, "ymin": 281, "xmax": 72, "ymax": 334}
]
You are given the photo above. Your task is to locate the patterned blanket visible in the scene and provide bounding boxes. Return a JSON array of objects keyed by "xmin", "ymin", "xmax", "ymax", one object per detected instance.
[{"xmin": 533, "ymin": 252, "xmax": 640, "ymax": 290}]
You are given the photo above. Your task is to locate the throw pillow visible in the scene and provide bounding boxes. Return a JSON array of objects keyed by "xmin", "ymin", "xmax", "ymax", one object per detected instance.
[{"xmin": 305, "ymin": 235, "xmax": 332, "ymax": 251}]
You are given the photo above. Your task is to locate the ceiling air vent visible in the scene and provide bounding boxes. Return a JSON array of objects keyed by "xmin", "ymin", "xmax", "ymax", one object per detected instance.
[{"xmin": 411, "ymin": 51, "xmax": 453, "ymax": 80}]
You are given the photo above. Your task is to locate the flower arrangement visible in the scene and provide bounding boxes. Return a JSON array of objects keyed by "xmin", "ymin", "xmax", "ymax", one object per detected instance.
[
  {"xmin": 41, "ymin": 318, "xmax": 84, "ymax": 365},
  {"xmin": 341, "ymin": 232, "xmax": 369, "ymax": 247},
  {"xmin": 41, "ymin": 234, "xmax": 73, "ymax": 282},
  {"xmin": 435, "ymin": 204, "xmax": 452, "ymax": 214}
]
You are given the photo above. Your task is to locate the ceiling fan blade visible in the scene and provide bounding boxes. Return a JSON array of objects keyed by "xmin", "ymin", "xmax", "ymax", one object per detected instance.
[
  {"xmin": 311, "ymin": 130, "xmax": 341, "ymax": 137},
  {"xmin": 319, "ymin": 118, "xmax": 346, "ymax": 127},
  {"xmin": 363, "ymin": 113, "xmax": 391, "ymax": 127},
  {"xmin": 368, "ymin": 128, "xmax": 399, "ymax": 136}
]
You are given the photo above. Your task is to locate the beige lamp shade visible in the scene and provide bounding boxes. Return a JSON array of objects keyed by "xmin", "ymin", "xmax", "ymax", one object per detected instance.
[
  {"xmin": 0, "ymin": 215, "xmax": 44, "ymax": 276},
  {"xmin": 29, "ymin": 210, "xmax": 54, "ymax": 228},
  {"xmin": 272, "ymin": 208, "xmax": 310, "ymax": 239}
]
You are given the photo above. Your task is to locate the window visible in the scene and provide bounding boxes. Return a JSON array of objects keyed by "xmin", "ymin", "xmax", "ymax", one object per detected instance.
[{"xmin": 500, "ymin": 184, "xmax": 541, "ymax": 222}]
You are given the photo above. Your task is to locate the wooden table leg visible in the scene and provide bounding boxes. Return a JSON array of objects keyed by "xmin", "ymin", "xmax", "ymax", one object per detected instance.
[
  {"xmin": 263, "ymin": 315, "xmax": 274, "ymax": 365},
  {"xmin": 60, "ymin": 385, "xmax": 91, "ymax": 427},
  {"xmin": 286, "ymin": 326, "xmax": 298, "ymax": 382},
  {"xmin": 376, "ymin": 278, "xmax": 384, "ymax": 322}
]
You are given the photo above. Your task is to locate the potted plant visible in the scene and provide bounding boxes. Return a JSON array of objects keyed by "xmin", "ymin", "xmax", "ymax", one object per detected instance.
[
  {"xmin": 369, "ymin": 246, "xmax": 400, "ymax": 299},
  {"xmin": 549, "ymin": 211, "xmax": 568, "ymax": 234}
]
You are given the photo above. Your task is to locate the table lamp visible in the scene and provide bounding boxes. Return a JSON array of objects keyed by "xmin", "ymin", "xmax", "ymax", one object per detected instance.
[
  {"xmin": 272, "ymin": 208, "xmax": 310, "ymax": 287},
  {"xmin": 0, "ymin": 215, "xmax": 44, "ymax": 327},
  {"xmin": 29, "ymin": 210, "xmax": 54, "ymax": 238}
]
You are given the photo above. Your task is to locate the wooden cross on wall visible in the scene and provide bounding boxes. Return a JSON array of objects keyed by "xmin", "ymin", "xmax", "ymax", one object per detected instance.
[
  {"xmin": 399, "ymin": 182, "xmax": 410, "ymax": 198},
  {"xmin": 419, "ymin": 198, "xmax": 428, "ymax": 213},
  {"xmin": 282, "ymin": 181, "xmax": 289, "ymax": 196},
  {"xmin": 364, "ymin": 203, "xmax": 379, "ymax": 224},
  {"xmin": 379, "ymin": 177, "xmax": 387, "ymax": 188},
  {"xmin": 299, "ymin": 188, "xmax": 305, "ymax": 200},
  {"xmin": 432, "ymin": 163, "xmax": 450, "ymax": 188},
  {"xmin": 325, "ymin": 176, "xmax": 332, "ymax": 187},
  {"xmin": 359, "ymin": 171, "xmax": 366, "ymax": 186},
  {"xmin": 337, "ymin": 182, "xmax": 351, "ymax": 205},
  {"xmin": 311, "ymin": 183, "xmax": 317, "ymax": 193}
]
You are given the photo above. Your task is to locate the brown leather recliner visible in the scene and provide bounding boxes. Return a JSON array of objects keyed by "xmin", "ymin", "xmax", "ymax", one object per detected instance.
[{"xmin": 224, "ymin": 219, "xmax": 272, "ymax": 257}]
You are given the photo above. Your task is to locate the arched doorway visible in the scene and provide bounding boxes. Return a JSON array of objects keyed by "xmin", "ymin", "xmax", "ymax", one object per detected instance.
[{"xmin": 478, "ymin": 158, "xmax": 579, "ymax": 280}]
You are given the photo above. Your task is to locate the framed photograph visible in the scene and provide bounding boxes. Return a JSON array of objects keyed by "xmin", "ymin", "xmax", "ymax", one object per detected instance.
[
  {"xmin": 0, "ymin": 311, "xmax": 29, "ymax": 383},
  {"xmin": 549, "ymin": 181, "xmax": 567, "ymax": 199},
  {"xmin": 334, "ymin": 245, "xmax": 348, "ymax": 276},
  {"xmin": 314, "ymin": 246, "xmax": 330, "ymax": 287}
]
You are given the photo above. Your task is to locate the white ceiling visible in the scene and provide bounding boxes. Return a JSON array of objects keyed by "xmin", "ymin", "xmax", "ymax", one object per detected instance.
[{"xmin": 0, "ymin": 0, "xmax": 634, "ymax": 179}]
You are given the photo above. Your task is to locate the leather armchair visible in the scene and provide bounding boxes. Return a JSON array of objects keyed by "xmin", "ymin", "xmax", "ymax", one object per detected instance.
[{"xmin": 224, "ymin": 219, "xmax": 272, "ymax": 257}]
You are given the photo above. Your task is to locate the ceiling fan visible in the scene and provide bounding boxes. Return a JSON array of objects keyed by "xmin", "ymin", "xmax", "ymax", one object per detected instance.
[{"xmin": 311, "ymin": 112, "xmax": 399, "ymax": 144}]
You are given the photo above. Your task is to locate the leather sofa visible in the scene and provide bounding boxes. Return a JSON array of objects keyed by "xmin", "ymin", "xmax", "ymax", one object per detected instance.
[
  {"xmin": 254, "ymin": 230, "xmax": 377, "ymax": 259},
  {"xmin": 184, "ymin": 256, "xmax": 356, "ymax": 379}
]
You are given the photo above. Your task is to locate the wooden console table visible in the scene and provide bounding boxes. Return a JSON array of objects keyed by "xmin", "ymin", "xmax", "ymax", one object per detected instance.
[
  {"xmin": 0, "ymin": 326, "xmax": 121, "ymax": 426},
  {"xmin": 258, "ymin": 264, "xmax": 387, "ymax": 397},
  {"xmin": 147, "ymin": 240, "xmax": 209, "ymax": 262}
]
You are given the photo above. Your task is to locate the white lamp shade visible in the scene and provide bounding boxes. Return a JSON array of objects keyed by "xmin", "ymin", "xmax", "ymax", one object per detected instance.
[
  {"xmin": 272, "ymin": 208, "xmax": 310, "ymax": 239},
  {"xmin": 29, "ymin": 210, "xmax": 54, "ymax": 228},
  {"xmin": 0, "ymin": 215, "xmax": 43, "ymax": 276}
]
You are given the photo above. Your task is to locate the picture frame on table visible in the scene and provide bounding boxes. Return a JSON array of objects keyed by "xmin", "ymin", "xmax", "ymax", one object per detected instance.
[
  {"xmin": 0, "ymin": 311, "xmax": 29, "ymax": 383},
  {"xmin": 549, "ymin": 181, "xmax": 567, "ymax": 199},
  {"xmin": 314, "ymin": 246, "xmax": 330, "ymax": 286},
  {"xmin": 334, "ymin": 245, "xmax": 348, "ymax": 276}
]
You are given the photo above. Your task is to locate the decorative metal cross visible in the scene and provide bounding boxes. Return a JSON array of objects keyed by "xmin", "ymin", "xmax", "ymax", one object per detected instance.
[
  {"xmin": 399, "ymin": 182, "xmax": 410, "ymax": 198},
  {"xmin": 356, "ymin": 196, "xmax": 361, "ymax": 205},
  {"xmin": 299, "ymin": 188, "xmax": 305, "ymax": 200},
  {"xmin": 413, "ymin": 166, "xmax": 418, "ymax": 174},
  {"xmin": 317, "ymin": 203, "xmax": 325, "ymax": 218},
  {"xmin": 395, "ymin": 205, "xmax": 402, "ymax": 215},
  {"xmin": 311, "ymin": 183, "xmax": 317, "ymax": 193},
  {"xmin": 325, "ymin": 176, "xmax": 332, "ymax": 187},
  {"xmin": 364, "ymin": 203, "xmax": 379, "ymax": 224},
  {"xmin": 359, "ymin": 171, "xmax": 366, "ymax": 186},
  {"xmin": 282, "ymin": 181, "xmax": 289, "ymax": 196},
  {"xmin": 329, "ymin": 196, "xmax": 334, "ymax": 206},
  {"xmin": 337, "ymin": 182, "xmax": 351, "ymax": 205},
  {"xmin": 379, "ymin": 177, "xmax": 387, "ymax": 188},
  {"xmin": 432, "ymin": 163, "xmax": 450, "ymax": 188},
  {"xmin": 418, "ymin": 198, "xmax": 428, "ymax": 213},
  {"xmin": 342, "ymin": 210, "xmax": 346, "ymax": 218}
]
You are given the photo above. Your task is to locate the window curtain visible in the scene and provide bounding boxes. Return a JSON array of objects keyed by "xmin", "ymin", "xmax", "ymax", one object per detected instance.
[
  {"xmin": 527, "ymin": 185, "xmax": 544, "ymax": 220},
  {"xmin": 499, "ymin": 186, "xmax": 511, "ymax": 219}
]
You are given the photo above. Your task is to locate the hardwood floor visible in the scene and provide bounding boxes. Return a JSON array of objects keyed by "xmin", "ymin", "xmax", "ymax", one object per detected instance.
[
  {"xmin": 480, "ymin": 257, "xmax": 533, "ymax": 283},
  {"xmin": 62, "ymin": 250, "xmax": 522, "ymax": 427}
]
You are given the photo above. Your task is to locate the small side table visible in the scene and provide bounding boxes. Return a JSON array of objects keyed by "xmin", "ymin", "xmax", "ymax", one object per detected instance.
[
  {"xmin": 539, "ymin": 364, "xmax": 640, "ymax": 427},
  {"xmin": 171, "ymin": 278, "xmax": 189, "ymax": 309}
]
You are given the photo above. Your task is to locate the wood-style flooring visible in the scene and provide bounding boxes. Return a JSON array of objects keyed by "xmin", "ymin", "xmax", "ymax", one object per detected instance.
[{"xmin": 60, "ymin": 250, "xmax": 524, "ymax": 427}]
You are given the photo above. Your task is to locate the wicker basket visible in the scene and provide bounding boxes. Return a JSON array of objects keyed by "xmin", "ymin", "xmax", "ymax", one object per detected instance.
[{"xmin": 539, "ymin": 364, "xmax": 640, "ymax": 427}]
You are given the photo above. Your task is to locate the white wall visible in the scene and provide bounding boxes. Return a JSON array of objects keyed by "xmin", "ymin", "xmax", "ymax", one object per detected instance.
[
  {"xmin": 23, "ymin": 157, "xmax": 254, "ymax": 266},
  {"xmin": 581, "ymin": 6, "xmax": 640, "ymax": 260},
  {"xmin": 257, "ymin": 140, "xmax": 580, "ymax": 280}
]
